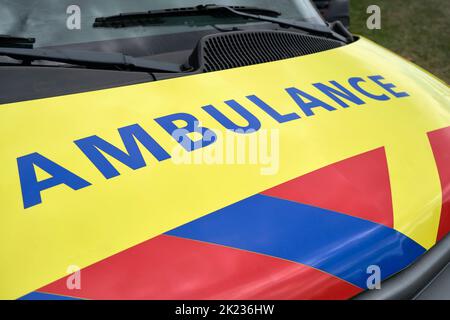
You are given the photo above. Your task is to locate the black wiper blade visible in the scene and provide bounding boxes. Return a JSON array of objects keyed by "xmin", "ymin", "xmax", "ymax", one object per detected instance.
[
  {"xmin": 94, "ymin": 5, "xmax": 281, "ymax": 28},
  {"xmin": 93, "ymin": 4, "xmax": 347, "ymax": 42},
  {"xmin": 0, "ymin": 47, "xmax": 183, "ymax": 73},
  {"xmin": 0, "ymin": 34, "xmax": 35, "ymax": 48},
  {"xmin": 202, "ymin": 5, "xmax": 348, "ymax": 42}
]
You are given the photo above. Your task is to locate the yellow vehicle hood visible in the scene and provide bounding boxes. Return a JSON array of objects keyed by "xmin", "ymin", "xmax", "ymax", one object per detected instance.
[{"xmin": 1, "ymin": 37, "xmax": 449, "ymax": 300}]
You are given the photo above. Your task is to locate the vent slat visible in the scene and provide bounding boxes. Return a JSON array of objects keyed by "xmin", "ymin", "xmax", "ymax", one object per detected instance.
[{"xmin": 193, "ymin": 30, "xmax": 343, "ymax": 72}]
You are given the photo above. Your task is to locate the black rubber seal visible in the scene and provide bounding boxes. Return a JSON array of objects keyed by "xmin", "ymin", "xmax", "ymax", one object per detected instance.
[{"xmin": 354, "ymin": 233, "xmax": 450, "ymax": 300}]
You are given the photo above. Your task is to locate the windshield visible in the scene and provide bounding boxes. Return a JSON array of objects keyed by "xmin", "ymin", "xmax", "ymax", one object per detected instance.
[{"xmin": 0, "ymin": 0, "xmax": 325, "ymax": 48}]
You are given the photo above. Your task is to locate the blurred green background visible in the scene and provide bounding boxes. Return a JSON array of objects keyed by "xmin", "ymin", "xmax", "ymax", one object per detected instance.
[{"xmin": 349, "ymin": 0, "xmax": 450, "ymax": 83}]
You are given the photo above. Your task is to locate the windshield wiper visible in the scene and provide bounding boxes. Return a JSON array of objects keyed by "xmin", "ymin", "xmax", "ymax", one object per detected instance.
[
  {"xmin": 0, "ymin": 34, "xmax": 35, "ymax": 49},
  {"xmin": 0, "ymin": 47, "xmax": 183, "ymax": 73},
  {"xmin": 94, "ymin": 5, "xmax": 281, "ymax": 27},
  {"xmin": 94, "ymin": 4, "xmax": 348, "ymax": 42}
]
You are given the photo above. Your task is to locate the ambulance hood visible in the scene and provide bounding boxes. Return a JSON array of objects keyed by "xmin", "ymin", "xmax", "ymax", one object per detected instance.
[{"xmin": 1, "ymin": 37, "xmax": 449, "ymax": 300}]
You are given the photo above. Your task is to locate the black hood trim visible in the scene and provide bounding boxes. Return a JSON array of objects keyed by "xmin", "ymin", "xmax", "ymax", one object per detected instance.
[{"xmin": 354, "ymin": 233, "xmax": 450, "ymax": 300}]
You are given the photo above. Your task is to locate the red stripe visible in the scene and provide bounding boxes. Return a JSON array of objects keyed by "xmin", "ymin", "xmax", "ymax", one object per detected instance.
[
  {"xmin": 262, "ymin": 147, "xmax": 394, "ymax": 227},
  {"xmin": 428, "ymin": 126, "xmax": 450, "ymax": 242},
  {"xmin": 39, "ymin": 235, "xmax": 361, "ymax": 300}
]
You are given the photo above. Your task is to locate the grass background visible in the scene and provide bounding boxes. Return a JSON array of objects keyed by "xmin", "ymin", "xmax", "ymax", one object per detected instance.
[{"xmin": 349, "ymin": 0, "xmax": 450, "ymax": 83}]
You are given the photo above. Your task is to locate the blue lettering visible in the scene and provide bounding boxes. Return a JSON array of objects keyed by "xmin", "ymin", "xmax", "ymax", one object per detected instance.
[
  {"xmin": 155, "ymin": 113, "xmax": 217, "ymax": 152},
  {"xmin": 17, "ymin": 152, "xmax": 91, "ymax": 208},
  {"xmin": 286, "ymin": 87, "xmax": 337, "ymax": 116},
  {"xmin": 74, "ymin": 124, "xmax": 170, "ymax": 179},
  {"xmin": 247, "ymin": 94, "xmax": 300, "ymax": 123},
  {"xmin": 369, "ymin": 75, "xmax": 410, "ymax": 98},
  {"xmin": 348, "ymin": 77, "xmax": 390, "ymax": 101},
  {"xmin": 203, "ymin": 99, "xmax": 261, "ymax": 132},
  {"xmin": 313, "ymin": 81, "xmax": 366, "ymax": 108}
]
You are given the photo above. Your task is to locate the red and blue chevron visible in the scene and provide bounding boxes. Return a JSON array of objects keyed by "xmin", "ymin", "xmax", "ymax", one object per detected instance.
[{"xmin": 20, "ymin": 126, "xmax": 450, "ymax": 300}]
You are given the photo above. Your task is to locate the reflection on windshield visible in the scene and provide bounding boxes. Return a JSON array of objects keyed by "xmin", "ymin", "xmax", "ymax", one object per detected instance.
[{"xmin": 0, "ymin": 0, "xmax": 325, "ymax": 47}]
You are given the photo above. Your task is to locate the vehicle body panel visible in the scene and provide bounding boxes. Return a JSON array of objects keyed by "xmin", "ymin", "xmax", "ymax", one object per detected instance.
[{"xmin": 1, "ymin": 37, "xmax": 449, "ymax": 299}]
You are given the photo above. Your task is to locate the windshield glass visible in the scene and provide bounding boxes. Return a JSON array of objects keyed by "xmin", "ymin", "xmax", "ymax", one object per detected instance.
[{"xmin": 0, "ymin": 0, "xmax": 325, "ymax": 48}]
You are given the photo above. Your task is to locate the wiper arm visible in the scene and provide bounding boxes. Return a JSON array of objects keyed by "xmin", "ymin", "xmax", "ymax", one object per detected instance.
[
  {"xmin": 0, "ymin": 34, "xmax": 35, "ymax": 49},
  {"xmin": 0, "ymin": 47, "xmax": 183, "ymax": 73},
  {"xmin": 93, "ymin": 4, "xmax": 348, "ymax": 42},
  {"xmin": 202, "ymin": 5, "xmax": 348, "ymax": 42},
  {"xmin": 94, "ymin": 5, "xmax": 281, "ymax": 28}
]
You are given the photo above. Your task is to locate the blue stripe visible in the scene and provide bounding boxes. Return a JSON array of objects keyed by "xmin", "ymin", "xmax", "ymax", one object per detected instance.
[
  {"xmin": 167, "ymin": 194, "xmax": 425, "ymax": 288},
  {"xmin": 19, "ymin": 292, "xmax": 79, "ymax": 300}
]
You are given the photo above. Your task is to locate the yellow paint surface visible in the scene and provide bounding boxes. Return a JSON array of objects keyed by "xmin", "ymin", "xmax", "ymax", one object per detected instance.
[{"xmin": 0, "ymin": 37, "xmax": 449, "ymax": 299}]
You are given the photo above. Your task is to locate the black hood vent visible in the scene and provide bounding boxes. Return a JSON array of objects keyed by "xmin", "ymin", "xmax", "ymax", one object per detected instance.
[{"xmin": 188, "ymin": 30, "xmax": 343, "ymax": 72}]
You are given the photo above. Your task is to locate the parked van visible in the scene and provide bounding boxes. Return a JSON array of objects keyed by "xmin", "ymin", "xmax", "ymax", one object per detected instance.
[{"xmin": 1, "ymin": 0, "xmax": 449, "ymax": 300}]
